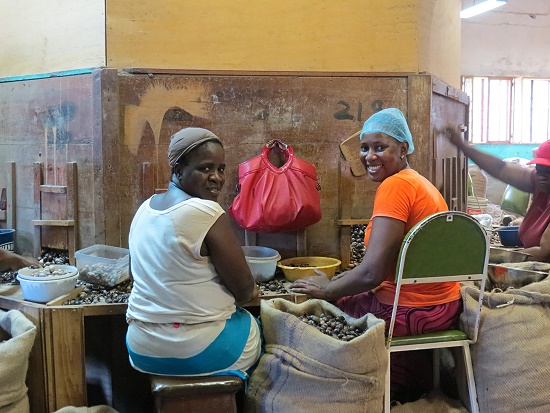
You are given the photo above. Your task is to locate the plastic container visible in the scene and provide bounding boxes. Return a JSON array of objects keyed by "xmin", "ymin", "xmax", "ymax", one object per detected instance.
[
  {"xmin": 241, "ymin": 246, "xmax": 281, "ymax": 282},
  {"xmin": 0, "ymin": 229, "xmax": 15, "ymax": 252},
  {"xmin": 495, "ymin": 226, "xmax": 523, "ymax": 247},
  {"xmin": 17, "ymin": 265, "xmax": 79, "ymax": 303},
  {"xmin": 75, "ymin": 244, "xmax": 130, "ymax": 287},
  {"xmin": 277, "ymin": 257, "xmax": 342, "ymax": 282}
]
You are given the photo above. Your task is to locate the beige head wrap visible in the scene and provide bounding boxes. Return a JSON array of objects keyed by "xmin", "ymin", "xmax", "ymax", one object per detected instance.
[{"xmin": 168, "ymin": 127, "xmax": 223, "ymax": 168}]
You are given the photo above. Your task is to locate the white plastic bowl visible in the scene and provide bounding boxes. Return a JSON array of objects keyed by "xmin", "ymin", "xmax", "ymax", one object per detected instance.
[
  {"xmin": 17, "ymin": 265, "xmax": 79, "ymax": 303},
  {"xmin": 242, "ymin": 246, "xmax": 281, "ymax": 282},
  {"xmin": 18, "ymin": 264, "xmax": 78, "ymax": 281}
]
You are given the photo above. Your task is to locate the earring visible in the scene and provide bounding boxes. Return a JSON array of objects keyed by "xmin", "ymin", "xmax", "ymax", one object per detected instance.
[{"xmin": 400, "ymin": 155, "xmax": 405, "ymax": 160}]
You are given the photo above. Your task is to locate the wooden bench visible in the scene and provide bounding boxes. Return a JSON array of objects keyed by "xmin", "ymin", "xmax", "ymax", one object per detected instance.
[{"xmin": 150, "ymin": 375, "xmax": 244, "ymax": 413}]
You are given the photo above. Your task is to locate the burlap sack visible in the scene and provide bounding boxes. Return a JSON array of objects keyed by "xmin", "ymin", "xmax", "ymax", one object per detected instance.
[
  {"xmin": 245, "ymin": 298, "xmax": 387, "ymax": 413},
  {"xmin": 461, "ymin": 280, "xmax": 550, "ymax": 413},
  {"xmin": 0, "ymin": 310, "xmax": 37, "ymax": 413}
]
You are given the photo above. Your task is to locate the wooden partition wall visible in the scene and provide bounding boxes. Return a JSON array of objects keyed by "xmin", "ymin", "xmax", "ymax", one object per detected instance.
[{"xmin": 0, "ymin": 69, "xmax": 468, "ymax": 261}]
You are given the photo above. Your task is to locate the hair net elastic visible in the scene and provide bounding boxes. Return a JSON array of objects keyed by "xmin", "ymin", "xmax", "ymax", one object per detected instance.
[
  {"xmin": 360, "ymin": 108, "xmax": 415, "ymax": 154},
  {"xmin": 168, "ymin": 127, "xmax": 222, "ymax": 168}
]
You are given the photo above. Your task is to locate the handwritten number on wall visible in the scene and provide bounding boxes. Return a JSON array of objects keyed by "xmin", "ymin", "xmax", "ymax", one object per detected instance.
[
  {"xmin": 333, "ymin": 101, "xmax": 355, "ymax": 120},
  {"xmin": 333, "ymin": 100, "xmax": 383, "ymax": 122}
]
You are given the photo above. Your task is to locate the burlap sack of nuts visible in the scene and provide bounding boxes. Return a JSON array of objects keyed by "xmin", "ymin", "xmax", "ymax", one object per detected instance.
[
  {"xmin": 0, "ymin": 310, "xmax": 37, "ymax": 413},
  {"xmin": 245, "ymin": 298, "xmax": 387, "ymax": 413},
  {"xmin": 461, "ymin": 280, "xmax": 550, "ymax": 413}
]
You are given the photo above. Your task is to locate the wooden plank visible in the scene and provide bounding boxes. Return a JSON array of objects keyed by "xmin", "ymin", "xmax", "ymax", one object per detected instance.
[
  {"xmin": 337, "ymin": 219, "xmax": 370, "ymax": 226},
  {"xmin": 296, "ymin": 229, "xmax": 307, "ymax": 257},
  {"xmin": 34, "ymin": 163, "xmax": 43, "ymax": 259},
  {"xmin": 33, "ymin": 220, "xmax": 75, "ymax": 226},
  {"xmin": 93, "ymin": 68, "xmax": 121, "ymax": 247},
  {"xmin": 82, "ymin": 304, "xmax": 128, "ymax": 317},
  {"xmin": 432, "ymin": 76, "xmax": 470, "ymax": 105},
  {"xmin": 47, "ymin": 286, "xmax": 84, "ymax": 306},
  {"xmin": 44, "ymin": 307, "xmax": 86, "ymax": 410},
  {"xmin": 67, "ymin": 162, "xmax": 78, "ymax": 264},
  {"xmin": 39, "ymin": 185, "xmax": 67, "ymax": 194},
  {"xmin": 122, "ymin": 68, "xmax": 417, "ymax": 78},
  {"xmin": 407, "ymin": 74, "xmax": 434, "ymax": 181},
  {"xmin": 142, "ymin": 162, "xmax": 156, "ymax": 202},
  {"xmin": 6, "ymin": 161, "xmax": 16, "ymax": 230},
  {"xmin": 340, "ymin": 225, "xmax": 352, "ymax": 270},
  {"xmin": 244, "ymin": 231, "xmax": 258, "ymax": 247}
]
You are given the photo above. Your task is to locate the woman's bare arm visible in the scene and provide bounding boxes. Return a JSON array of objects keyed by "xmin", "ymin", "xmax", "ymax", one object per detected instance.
[
  {"xmin": 205, "ymin": 214, "xmax": 258, "ymax": 304},
  {"xmin": 521, "ymin": 223, "xmax": 550, "ymax": 262},
  {"xmin": 447, "ymin": 126, "xmax": 535, "ymax": 193},
  {"xmin": 0, "ymin": 249, "xmax": 40, "ymax": 271},
  {"xmin": 291, "ymin": 216, "xmax": 405, "ymax": 300}
]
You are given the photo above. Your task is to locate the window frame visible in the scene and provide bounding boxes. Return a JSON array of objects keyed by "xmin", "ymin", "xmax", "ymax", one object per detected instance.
[{"xmin": 462, "ymin": 76, "xmax": 550, "ymax": 145}]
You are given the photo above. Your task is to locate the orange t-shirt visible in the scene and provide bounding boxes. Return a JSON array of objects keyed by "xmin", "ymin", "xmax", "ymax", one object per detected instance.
[{"xmin": 365, "ymin": 169, "xmax": 461, "ymax": 306}]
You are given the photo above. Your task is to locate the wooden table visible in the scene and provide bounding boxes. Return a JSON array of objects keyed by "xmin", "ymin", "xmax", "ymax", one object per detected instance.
[
  {"xmin": 0, "ymin": 284, "xmax": 129, "ymax": 413},
  {"xmin": 0, "ymin": 282, "xmax": 307, "ymax": 413}
]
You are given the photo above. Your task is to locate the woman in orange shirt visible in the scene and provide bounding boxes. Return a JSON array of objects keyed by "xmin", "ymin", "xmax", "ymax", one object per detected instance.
[{"xmin": 291, "ymin": 108, "xmax": 461, "ymax": 403}]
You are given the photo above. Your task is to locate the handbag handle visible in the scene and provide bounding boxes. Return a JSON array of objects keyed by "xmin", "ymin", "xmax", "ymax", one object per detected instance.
[
  {"xmin": 262, "ymin": 140, "xmax": 294, "ymax": 173},
  {"xmin": 265, "ymin": 139, "xmax": 288, "ymax": 151}
]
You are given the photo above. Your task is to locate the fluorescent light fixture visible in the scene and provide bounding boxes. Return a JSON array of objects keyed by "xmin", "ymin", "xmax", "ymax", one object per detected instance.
[{"xmin": 460, "ymin": 0, "xmax": 507, "ymax": 18}]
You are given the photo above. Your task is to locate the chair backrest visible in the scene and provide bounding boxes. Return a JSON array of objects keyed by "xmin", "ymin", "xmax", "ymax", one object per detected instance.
[
  {"xmin": 396, "ymin": 211, "xmax": 489, "ymax": 284},
  {"xmin": 501, "ymin": 184, "xmax": 530, "ymax": 216},
  {"xmin": 387, "ymin": 211, "xmax": 489, "ymax": 346}
]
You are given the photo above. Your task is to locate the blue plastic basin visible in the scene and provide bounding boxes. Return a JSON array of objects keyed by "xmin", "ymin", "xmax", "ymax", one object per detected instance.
[
  {"xmin": 496, "ymin": 226, "xmax": 523, "ymax": 247},
  {"xmin": 0, "ymin": 229, "xmax": 15, "ymax": 251}
]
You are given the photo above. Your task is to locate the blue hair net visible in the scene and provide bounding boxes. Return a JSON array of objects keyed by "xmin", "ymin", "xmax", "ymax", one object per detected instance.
[{"xmin": 360, "ymin": 108, "xmax": 415, "ymax": 154}]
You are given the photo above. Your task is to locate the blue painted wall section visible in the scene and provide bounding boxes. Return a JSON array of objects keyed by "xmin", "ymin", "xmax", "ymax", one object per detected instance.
[{"xmin": 470, "ymin": 144, "xmax": 539, "ymax": 164}]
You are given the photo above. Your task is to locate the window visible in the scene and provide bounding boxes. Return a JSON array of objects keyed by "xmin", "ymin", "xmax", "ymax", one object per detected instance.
[{"xmin": 462, "ymin": 76, "xmax": 550, "ymax": 144}]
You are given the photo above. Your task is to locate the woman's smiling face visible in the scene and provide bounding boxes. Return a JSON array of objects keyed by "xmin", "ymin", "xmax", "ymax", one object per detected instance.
[{"xmin": 360, "ymin": 132, "xmax": 408, "ymax": 182}]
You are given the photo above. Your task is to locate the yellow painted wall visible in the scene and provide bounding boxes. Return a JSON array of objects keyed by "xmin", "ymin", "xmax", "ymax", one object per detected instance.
[
  {"xmin": 0, "ymin": 0, "xmax": 106, "ymax": 78},
  {"xmin": 418, "ymin": 0, "xmax": 462, "ymax": 88},
  {"xmin": 106, "ymin": 0, "xmax": 420, "ymax": 73},
  {"xmin": 0, "ymin": 0, "xmax": 461, "ymax": 87}
]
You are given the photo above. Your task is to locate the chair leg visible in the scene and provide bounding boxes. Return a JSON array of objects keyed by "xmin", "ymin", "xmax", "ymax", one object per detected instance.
[
  {"xmin": 384, "ymin": 352, "xmax": 391, "ymax": 413},
  {"xmin": 432, "ymin": 348, "xmax": 440, "ymax": 391},
  {"xmin": 462, "ymin": 344, "xmax": 479, "ymax": 413}
]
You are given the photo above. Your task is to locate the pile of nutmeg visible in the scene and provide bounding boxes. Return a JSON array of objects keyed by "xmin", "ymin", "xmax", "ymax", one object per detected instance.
[{"xmin": 298, "ymin": 312, "xmax": 364, "ymax": 341}]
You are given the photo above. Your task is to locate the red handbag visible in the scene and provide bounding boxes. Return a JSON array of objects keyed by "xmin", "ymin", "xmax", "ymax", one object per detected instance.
[{"xmin": 229, "ymin": 140, "xmax": 322, "ymax": 233}]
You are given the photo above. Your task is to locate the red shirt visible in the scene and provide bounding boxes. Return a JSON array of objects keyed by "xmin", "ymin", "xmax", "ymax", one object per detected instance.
[{"xmin": 519, "ymin": 170, "xmax": 550, "ymax": 247}]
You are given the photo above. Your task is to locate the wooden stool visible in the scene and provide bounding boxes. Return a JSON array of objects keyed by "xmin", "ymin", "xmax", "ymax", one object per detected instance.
[{"xmin": 150, "ymin": 375, "xmax": 243, "ymax": 413}]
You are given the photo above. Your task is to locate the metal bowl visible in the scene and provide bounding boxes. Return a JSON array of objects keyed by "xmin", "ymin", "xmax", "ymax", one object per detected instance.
[
  {"xmin": 487, "ymin": 264, "xmax": 548, "ymax": 290},
  {"xmin": 489, "ymin": 247, "xmax": 531, "ymax": 264}
]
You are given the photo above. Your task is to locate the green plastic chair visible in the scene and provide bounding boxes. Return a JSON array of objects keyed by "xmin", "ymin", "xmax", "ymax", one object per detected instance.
[
  {"xmin": 384, "ymin": 211, "xmax": 489, "ymax": 413},
  {"xmin": 501, "ymin": 184, "xmax": 530, "ymax": 216}
]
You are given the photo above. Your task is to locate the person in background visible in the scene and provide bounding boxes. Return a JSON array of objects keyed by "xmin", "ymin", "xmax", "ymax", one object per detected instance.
[
  {"xmin": 126, "ymin": 127, "xmax": 262, "ymax": 379},
  {"xmin": 290, "ymin": 108, "xmax": 462, "ymax": 403},
  {"xmin": 447, "ymin": 128, "xmax": 550, "ymax": 262},
  {"xmin": 0, "ymin": 249, "xmax": 40, "ymax": 271}
]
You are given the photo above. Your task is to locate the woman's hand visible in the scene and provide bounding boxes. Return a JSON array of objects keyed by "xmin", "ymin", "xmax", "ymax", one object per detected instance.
[
  {"xmin": 446, "ymin": 124, "xmax": 467, "ymax": 148},
  {"xmin": 0, "ymin": 250, "xmax": 41, "ymax": 272},
  {"xmin": 290, "ymin": 274, "xmax": 332, "ymax": 300}
]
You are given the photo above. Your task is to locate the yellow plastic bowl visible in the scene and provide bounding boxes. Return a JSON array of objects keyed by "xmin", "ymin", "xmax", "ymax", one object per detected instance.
[{"xmin": 277, "ymin": 256, "xmax": 342, "ymax": 282}]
